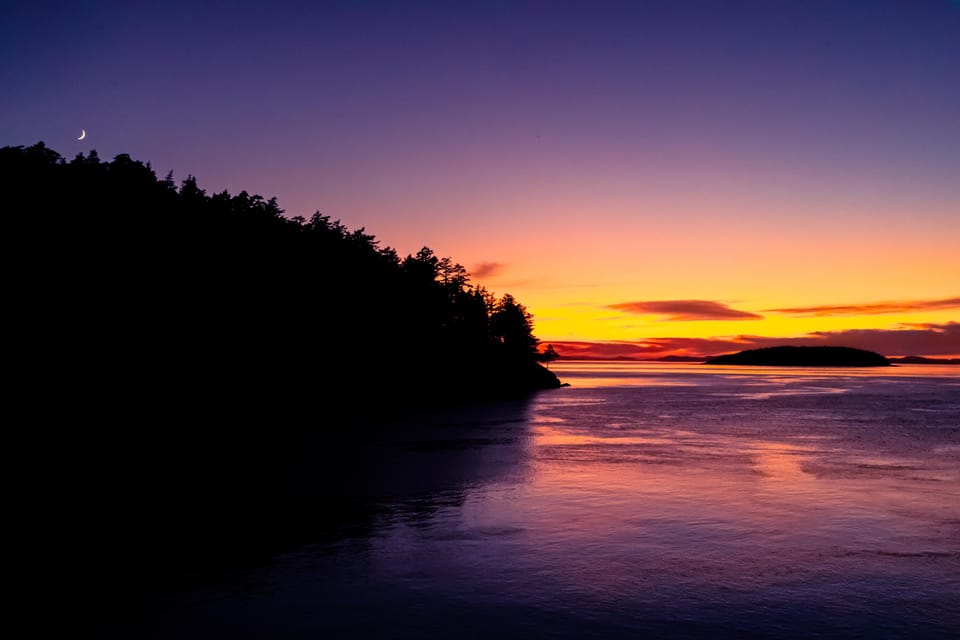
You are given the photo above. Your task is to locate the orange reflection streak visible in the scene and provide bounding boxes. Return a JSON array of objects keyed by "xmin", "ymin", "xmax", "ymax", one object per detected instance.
[
  {"xmin": 483, "ymin": 385, "xmax": 960, "ymax": 599},
  {"xmin": 535, "ymin": 425, "xmax": 668, "ymax": 447},
  {"xmin": 750, "ymin": 442, "xmax": 818, "ymax": 483}
]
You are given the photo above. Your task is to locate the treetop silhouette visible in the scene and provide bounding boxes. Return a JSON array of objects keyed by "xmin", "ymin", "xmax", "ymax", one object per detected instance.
[{"xmin": 4, "ymin": 142, "xmax": 560, "ymax": 412}]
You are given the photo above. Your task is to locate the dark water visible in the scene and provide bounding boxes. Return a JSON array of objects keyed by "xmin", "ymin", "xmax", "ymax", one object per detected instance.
[{"xmin": 113, "ymin": 363, "xmax": 959, "ymax": 638}]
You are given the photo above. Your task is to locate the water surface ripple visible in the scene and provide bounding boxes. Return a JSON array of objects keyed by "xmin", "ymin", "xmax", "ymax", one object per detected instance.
[{"xmin": 119, "ymin": 363, "xmax": 960, "ymax": 638}]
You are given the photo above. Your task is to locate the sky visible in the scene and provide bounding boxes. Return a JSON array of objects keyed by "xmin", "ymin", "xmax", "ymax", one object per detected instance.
[{"xmin": 3, "ymin": 0, "xmax": 958, "ymax": 357}]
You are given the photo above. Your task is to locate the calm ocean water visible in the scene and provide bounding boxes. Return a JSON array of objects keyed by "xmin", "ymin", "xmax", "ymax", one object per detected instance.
[{"xmin": 116, "ymin": 363, "xmax": 959, "ymax": 638}]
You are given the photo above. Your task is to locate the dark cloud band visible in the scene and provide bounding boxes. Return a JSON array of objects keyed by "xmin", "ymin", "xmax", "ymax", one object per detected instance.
[
  {"xmin": 608, "ymin": 300, "xmax": 763, "ymax": 321},
  {"xmin": 548, "ymin": 322, "xmax": 960, "ymax": 359},
  {"xmin": 767, "ymin": 297, "xmax": 960, "ymax": 316}
]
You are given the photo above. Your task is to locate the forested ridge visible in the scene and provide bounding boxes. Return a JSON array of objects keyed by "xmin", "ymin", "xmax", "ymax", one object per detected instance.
[
  {"xmin": 4, "ymin": 142, "xmax": 560, "ymax": 596},
  {"xmin": 5, "ymin": 141, "xmax": 559, "ymax": 412}
]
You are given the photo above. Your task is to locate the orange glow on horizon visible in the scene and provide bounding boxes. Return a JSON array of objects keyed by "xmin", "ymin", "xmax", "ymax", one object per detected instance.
[
  {"xmin": 335, "ymin": 166, "xmax": 959, "ymax": 358},
  {"xmin": 432, "ymin": 198, "xmax": 960, "ymax": 357}
]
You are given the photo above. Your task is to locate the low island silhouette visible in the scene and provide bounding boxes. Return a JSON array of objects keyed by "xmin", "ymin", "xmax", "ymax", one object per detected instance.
[
  {"xmin": 705, "ymin": 346, "xmax": 892, "ymax": 367},
  {"xmin": 888, "ymin": 355, "xmax": 959, "ymax": 365}
]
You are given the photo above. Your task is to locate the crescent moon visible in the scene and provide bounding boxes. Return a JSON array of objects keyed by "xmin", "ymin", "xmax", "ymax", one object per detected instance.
[{"xmin": 77, "ymin": 129, "xmax": 86, "ymax": 141}]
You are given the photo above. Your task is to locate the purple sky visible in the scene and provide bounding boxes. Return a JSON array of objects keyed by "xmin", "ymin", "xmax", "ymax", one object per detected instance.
[
  {"xmin": 5, "ymin": 1, "xmax": 957, "ymax": 238},
  {"xmin": 3, "ymin": 1, "xmax": 958, "ymax": 352}
]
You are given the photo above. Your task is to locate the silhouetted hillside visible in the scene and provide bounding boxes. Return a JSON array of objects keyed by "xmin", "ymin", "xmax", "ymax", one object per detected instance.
[
  {"xmin": 705, "ymin": 346, "xmax": 891, "ymax": 367},
  {"xmin": 6, "ymin": 142, "xmax": 559, "ymax": 403},
  {"xmin": 4, "ymin": 142, "xmax": 560, "ymax": 600}
]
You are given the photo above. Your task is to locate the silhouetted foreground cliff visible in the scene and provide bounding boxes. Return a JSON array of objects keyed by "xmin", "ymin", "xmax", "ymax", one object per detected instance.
[
  {"xmin": 706, "ymin": 346, "xmax": 891, "ymax": 366},
  {"xmin": 5, "ymin": 143, "xmax": 559, "ymax": 602},
  {"xmin": 6, "ymin": 142, "xmax": 559, "ymax": 403}
]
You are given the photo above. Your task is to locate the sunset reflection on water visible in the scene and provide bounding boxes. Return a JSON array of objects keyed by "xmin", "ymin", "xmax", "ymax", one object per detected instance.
[
  {"xmin": 492, "ymin": 363, "xmax": 960, "ymax": 625},
  {"xmin": 122, "ymin": 362, "xmax": 960, "ymax": 638}
]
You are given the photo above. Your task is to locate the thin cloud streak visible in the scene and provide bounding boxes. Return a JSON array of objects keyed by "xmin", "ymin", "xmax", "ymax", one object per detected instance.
[
  {"xmin": 548, "ymin": 322, "xmax": 960, "ymax": 359},
  {"xmin": 471, "ymin": 261, "xmax": 505, "ymax": 279},
  {"xmin": 767, "ymin": 296, "xmax": 960, "ymax": 316},
  {"xmin": 608, "ymin": 300, "xmax": 763, "ymax": 321}
]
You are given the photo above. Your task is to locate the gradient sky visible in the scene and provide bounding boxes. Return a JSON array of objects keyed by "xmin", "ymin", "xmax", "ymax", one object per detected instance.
[{"xmin": 4, "ymin": 0, "xmax": 958, "ymax": 357}]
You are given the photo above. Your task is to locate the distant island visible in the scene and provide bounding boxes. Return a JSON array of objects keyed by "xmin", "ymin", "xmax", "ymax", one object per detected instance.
[
  {"xmin": 888, "ymin": 356, "xmax": 959, "ymax": 365},
  {"xmin": 705, "ymin": 346, "xmax": 891, "ymax": 367}
]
